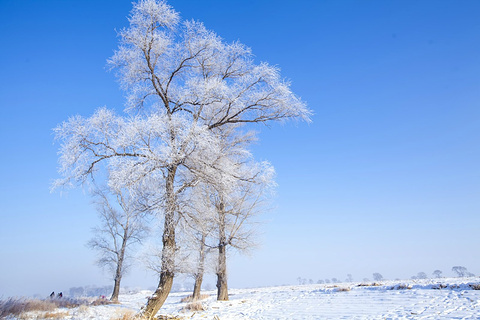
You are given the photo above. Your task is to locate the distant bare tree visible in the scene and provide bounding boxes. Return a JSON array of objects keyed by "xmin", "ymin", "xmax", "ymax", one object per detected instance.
[
  {"xmin": 416, "ymin": 272, "xmax": 427, "ymax": 279},
  {"xmin": 346, "ymin": 274, "xmax": 353, "ymax": 282},
  {"xmin": 324, "ymin": 279, "xmax": 331, "ymax": 284},
  {"xmin": 88, "ymin": 186, "xmax": 149, "ymax": 302},
  {"xmin": 372, "ymin": 273, "xmax": 383, "ymax": 281},
  {"xmin": 432, "ymin": 270, "xmax": 442, "ymax": 278},
  {"xmin": 452, "ymin": 266, "xmax": 475, "ymax": 277},
  {"xmin": 452, "ymin": 266, "xmax": 467, "ymax": 277}
]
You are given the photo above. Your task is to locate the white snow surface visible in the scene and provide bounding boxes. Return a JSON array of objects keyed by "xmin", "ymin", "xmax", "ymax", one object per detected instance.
[{"xmin": 10, "ymin": 278, "xmax": 480, "ymax": 319}]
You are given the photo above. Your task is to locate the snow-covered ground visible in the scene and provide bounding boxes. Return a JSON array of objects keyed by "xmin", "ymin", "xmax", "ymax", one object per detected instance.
[{"xmin": 10, "ymin": 277, "xmax": 480, "ymax": 319}]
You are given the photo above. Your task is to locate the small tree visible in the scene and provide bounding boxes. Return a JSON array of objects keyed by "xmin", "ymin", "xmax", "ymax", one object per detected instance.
[
  {"xmin": 175, "ymin": 226, "xmax": 212, "ymax": 301},
  {"xmin": 87, "ymin": 186, "xmax": 149, "ymax": 302},
  {"xmin": 175, "ymin": 183, "xmax": 218, "ymax": 301},
  {"xmin": 372, "ymin": 273, "xmax": 383, "ymax": 281},
  {"xmin": 416, "ymin": 272, "xmax": 427, "ymax": 279},
  {"xmin": 346, "ymin": 274, "xmax": 353, "ymax": 282},
  {"xmin": 432, "ymin": 270, "xmax": 442, "ymax": 278},
  {"xmin": 177, "ymin": 145, "xmax": 275, "ymax": 302},
  {"xmin": 208, "ymin": 156, "xmax": 275, "ymax": 301}
]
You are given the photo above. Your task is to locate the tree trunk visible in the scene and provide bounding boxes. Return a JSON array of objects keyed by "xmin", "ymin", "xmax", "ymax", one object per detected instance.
[
  {"xmin": 111, "ymin": 228, "xmax": 128, "ymax": 302},
  {"xmin": 192, "ymin": 234, "xmax": 206, "ymax": 300},
  {"xmin": 216, "ymin": 243, "xmax": 228, "ymax": 301},
  {"xmin": 111, "ymin": 274, "xmax": 121, "ymax": 303},
  {"xmin": 192, "ymin": 272, "xmax": 204, "ymax": 301},
  {"xmin": 141, "ymin": 268, "xmax": 174, "ymax": 319},
  {"xmin": 139, "ymin": 167, "xmax": 177, "ymax": 320},
  {"xmin": 216, "ymin": 201, "xmax": 228, "ymax": 301}
]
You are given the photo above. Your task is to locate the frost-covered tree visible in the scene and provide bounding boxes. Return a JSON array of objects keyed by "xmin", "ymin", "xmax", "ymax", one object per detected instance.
[
  {"xmin": 203, "ymin": 153, "xmax": 275, "ymax": 301},
  {"xmin": 416, "ymin": 272, "xmax": 427, "ymax": 279},
  {"xmin": 191, "ymin": 233, "xmax": 208, "ymax": 300},
  {"xmin": 174, "ymin": 226, "xmax": 211, "ymax": 301},
  {"xmin": 54, "ymin": 0, "xmax": 310, "ymax": 317},
  {"xmin": 217, "ymin": 166, "xmax": 275, "ymax": 300},
  {"xmin": 175, "ymin": 183, "xmax": 217, "ymax": 301},
  {"xmin": 346, "ymin": 274, "xmax": 353, "ymax": 282},
  {"xmin": 175, "ymin": 127, "xmax": 274, "ymax": 301},
  {"xmin": 87, "ymin": 186, "xmax": 149, "ymax": 302}
]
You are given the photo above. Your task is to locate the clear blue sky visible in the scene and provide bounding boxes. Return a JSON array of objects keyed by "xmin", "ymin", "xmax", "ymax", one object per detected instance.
[{"xmin": 1, "ymin": 0, "xmax": 479, "ymax": 297}]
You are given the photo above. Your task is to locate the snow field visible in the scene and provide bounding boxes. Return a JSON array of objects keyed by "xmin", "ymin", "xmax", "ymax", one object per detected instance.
[{"xmin": 8, "ymin": 278, "xmax": 480, "ymax": 320}]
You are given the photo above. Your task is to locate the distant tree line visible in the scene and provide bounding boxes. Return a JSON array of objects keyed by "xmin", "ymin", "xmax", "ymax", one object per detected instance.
[
  {"xmin": 297, "ymin": 266, "xmax": 477, "ymax": 285},
  {"xmin": 68, "ymin": 286, "xmax": 113, "ymax": 298}
]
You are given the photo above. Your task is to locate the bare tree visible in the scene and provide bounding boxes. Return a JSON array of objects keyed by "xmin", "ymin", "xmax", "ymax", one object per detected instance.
[
  {"xmin": 346, "ymin": 274, "xmax": 353, "ymax": 282},
  {"xmin": 452, "ymin": 266, "xmax": 474, "ymax": 277},
  {"xmin": 432, "ymin": 270, "xmax": 442, "ymax": 278},
  {"xmin": 372, "ymin": 273, "xmax": 383, "ymax": 281},
  {"xmin": 87, "ymin": 186, "xmax": 149, "ymax": 302},
  {"xmin": 416, "ymin": 272, "xmax": 427, "ymax": 279},
  {"xmin": 54, "ymin": 0, "xmax": 310, "ymax": 317}
]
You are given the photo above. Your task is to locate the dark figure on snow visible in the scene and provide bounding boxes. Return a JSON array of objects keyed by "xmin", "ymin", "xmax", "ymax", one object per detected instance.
[
  {"xmin": 50, "ymin": 292, "xmax": 55, "ymax": 298},
  {"xmin": 57, "ymin": 292, "xmax": 63, "ymax": 298}
]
